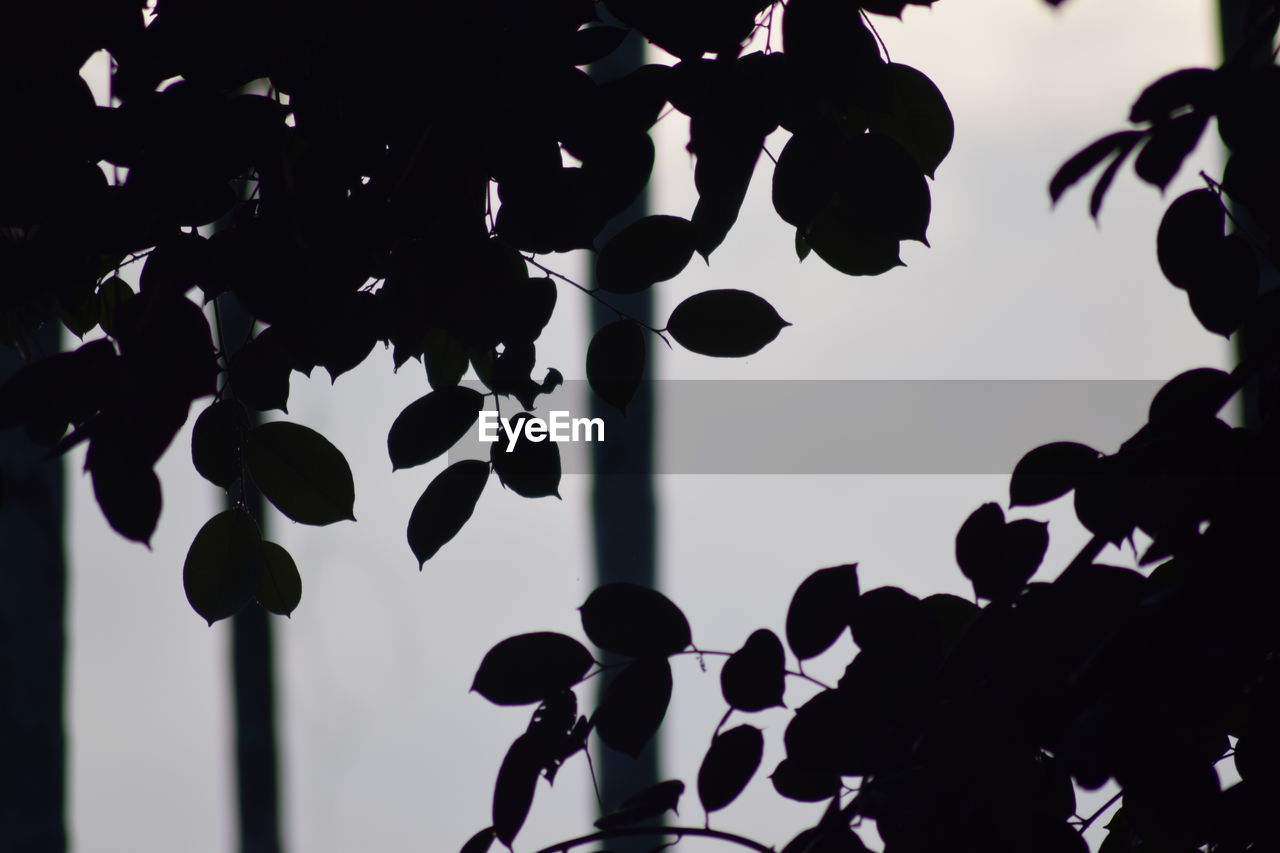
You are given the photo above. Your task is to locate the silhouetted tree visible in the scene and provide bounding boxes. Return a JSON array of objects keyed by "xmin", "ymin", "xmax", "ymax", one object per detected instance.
[{"xmin": 2, "ymin": 0, "xmax": 1280, "ymax": 852}]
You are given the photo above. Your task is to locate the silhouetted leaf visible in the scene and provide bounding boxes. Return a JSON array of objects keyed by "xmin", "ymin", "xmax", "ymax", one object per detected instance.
[
  {"xmin": 183, "ymin": 508, "xmax": 266, "ymax": 625},
  {"xmin": 1129, "ymin": 68, "xmax": 1217, "ymax": 123},
  {"xmin": 596, "ymin": 215, "xmax": 697, "ymax": 294},
  {"xmin": 1134, "ymin": 113, "xmax": 1208, "ymax": 190},
  {"xmin": 89, "ymin": 456, "xmax": 162, "ymax": 545},
  {"xmin": 1010, "ymin": 441, "xmax": 1101, "ymax": 507},
  {"xmin": 781, "ymin": 826, "xmax": 870, "ymax": 853},
  {"xmin": 490, "ymin": 412, "xmax": 562, "ymax": 498},
  {"xmin": 244, "ymin": 421, "xmax": 356, "ymax": 525},
  {"xmin": 407, "ymin": 459, "xmax": 489, "ymax": 566},
  {"xmin": 1089, "ymin": 133, "xmax": 1142, "ymax": 218},
  {"xmin": 472, "ymin": 632, "xmax": 595, "ymax": 706},
  {"xmin": 564, "ymin": 25, "xmax": 629, "ymax": 66},
  {"xmin": 786, "ymin": 564, "xmax": 860, "ymax": 660},
  {"xmin": 229, "ymin": 326, "xmax": 292, "ymax": 413},
  {"xmin": 1049, "ymin": 131, "xmax": 1142, "ymax": 205},
  {"xmin": 97, "ymin": 276, "xmax": 134, "ymax": 337},
  {"xmin": 256, "ymin": 540, "xmax": 301, "ymax": 616},
  {"xmin": 191, "ymin": 399, "xmax": 247, "ymax": 488},
  {"xmin": 698, "ymin": 725, "xmax": 764, "ymax": 813},
  {"xmin": 868, "ymin": 63, "xmax": 954, "ymax": 178},
  {"xmin": 1157, "ymin": 189, "xmax": 1225, "ymax": 291},
  {"xmin": 387, "ymin": 386, "xmax": 485, "ymax": 471},
  {"xmin": 493, "ymin": 733, "xmax": 541, "ymax": 847},
  {"xmin": 1149, "ymin": 368, "xmax": 1235, "ymax": 425},
  {"xmin": 595, "ymin": 779, "xmax": 685, "ymax": 829},
  {"xmin": 721, "ymin": 628, "xmax": 786, "ymax": 711},
  {"xmin": 770, "ymin": 757, "xmax": 839, "ymax": 802},
  {"xmin": 587, "ymin": 320, "xmax": 645, "ymax": 413},
  {"xmin": 580, "ymin": 582, "xmax": 691, "ymax": 658},
  {"xmin": 1187, "ymin": 233, "xmax": 1258, "ymax": 337},
  {"xmin": 667, "ymin": 289, "xmax": 789, "ymax": 357},
  {"xmin": 593, "ymin": 657, "xmax": 672, "ymax": 757},
  {"xmin": 459, "ymin": 827, "xmax": 495, "ymax": 853},
  {"xmin": 955, "ymin": 503, "xmax": 1048, "ymax": 600},
  {"xmin": 424, "ymin": 328, "xmax": 471, "ymax": 391}
]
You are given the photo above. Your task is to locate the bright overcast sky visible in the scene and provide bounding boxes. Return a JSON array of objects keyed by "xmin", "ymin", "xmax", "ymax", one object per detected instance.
[{"xmin": 68, "ymin": 2, "xmax": 1223, "ymax": 851}]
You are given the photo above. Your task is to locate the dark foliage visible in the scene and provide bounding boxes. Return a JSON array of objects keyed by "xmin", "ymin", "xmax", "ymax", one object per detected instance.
[{"xmin": 3, "ymin": 1, "xmax": 1280, "ymax": 852}]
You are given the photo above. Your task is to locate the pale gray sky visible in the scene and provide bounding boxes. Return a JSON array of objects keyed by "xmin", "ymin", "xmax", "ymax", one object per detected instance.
[{"xmin": 68, "ymin": 2, "xmax": 1226, "ymax": 851}]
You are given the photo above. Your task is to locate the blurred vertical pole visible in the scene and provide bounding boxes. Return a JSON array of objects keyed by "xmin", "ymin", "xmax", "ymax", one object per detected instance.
[
  {"xmin": 0, "ymin": 322, "xmax": 67, "ymax": 853},
  {"xmin": 588, "ymin": 22, "xmax": 658, "ymax": 850},
  {"xmin": 1220, "ymin": 0, "xmax": 1280, "ymax": 429},
  {"xmin": 218, "ymin": 293, "xmax": 283, "ymax": 853}
]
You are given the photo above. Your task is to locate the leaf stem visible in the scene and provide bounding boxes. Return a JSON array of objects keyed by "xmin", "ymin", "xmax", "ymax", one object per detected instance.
[{"xmin": 1075, "ymin": 790, "xmax": 1123, "ymax": 834}]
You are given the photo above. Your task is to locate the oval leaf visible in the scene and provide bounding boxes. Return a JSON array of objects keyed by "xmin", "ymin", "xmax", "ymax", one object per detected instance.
[
  {"xmin": 785, "ymin": 564, "xmax": 860, "ymax": 660},
  {"xmin": 459, "ymin": 827, "xmax": 495, "ymax": 853},
  {"xmin": 407, "ymin": 459, "xmax": 490, "ymax": 566},
  {"xmin": 593, "ymin": 657, "xmax": 673, "ymax": 758},
  {"xmin": 667, "ymin": 289, "xmax": 789, "ymax": 358},
  {"xmin": 256, "ymin": 540, "xmax": 302, "ymax": 616},
  {"xmin": 721, "ymin": 628, "xmax": 786, "ymax": 712},
  {"xmin": 191, "ymin": 399, "xmax": 247, "ymax": 488},
  {"xmin": 580, "ymin": 582, "xmax": 692, "ymax": 658},
  {"xmin": 89, "ymin": 457, "xmax": 161, "ymax": 545},
  {"xmin": 472, "ymin": 632, "xmax": 595, "ymax": 706},
  {"xmin": 490, "ymin": 412, "xmax": 562, "ymax": 498},
  {"xmin": 868, "ymin": 63, "xmax": 955, "ymax": 178},
  {"xmin": 183, "ymin": 508, "xmax": 266, "ymax": 625},
  {"xmin": 587, "ymin": 320, "xmax": 646, "ymax": 414},
  {"xmin": 1009, "ymin": 441, "xmax": 1101, "ymax": 507},
  {"xmin": 229, "ymin": 327, "xmax": 292, "ymax": 413},
  {"xmin": 698, "ymin": 724, "xmax": 764, "ymax": 813},
  {"xmin": 596, "ymin": 215, "xmax": 697, "ymax": 294},
  {"xmin": 244, "ymin": 421, "xmax": 356, "ymax": 525},
  {"xmin": 493, "ymin": 733, "xmax": 541, "ymax": 847},
  {"xmin": 770, "ymin": 757, "xmax": 839, "ymax": 803},
  {"xmin": 388, "ymin": 386, "xmax": 485, "ymax": 471}
]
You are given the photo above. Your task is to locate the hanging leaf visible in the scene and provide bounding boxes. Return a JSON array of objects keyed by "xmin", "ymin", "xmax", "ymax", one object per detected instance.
[
  {"xmin": 423, "ymin": 328, "xmax": 471, "ymax": 391},
  {"xmin": 493, "ymin": 733, "xmax": 542, "ymax": 847},
  {"xmin": 1186, "ymin": 233, "xmax": 1258, "ymax": 337},
  {"xmin": 593, "ymin": 657, "xmax": 673, "ymax": 757},
  {"xmin": 1157, "ymin": 189, "xmax": 1225, "ymax": 291},
  {"xmin": 667, "ymin": 289, "xmax": 789, "ymax": 358},
  {"xmin": 472, "ymin": 632, "xmax": 595, "ymax": 706},
  {"xmin": 586, "ymin": 320, "xmax": 646, "ymax": 414},
  {"xmin": 580, "ymin": 582, "xmax": 692, "ymax": 658},
  {"xmin": 1129, "ymin": 68, "xmax": 1218, "ymax": 123},
  {"xmin": 1009, "ymin": 441, "xmax": 1101, "ymax": 507},
  {"xmin": 1049, "ymin": 130, "xmax": 1143, "ymax": 205},
  {"xmin": 721, "ymin": 629, "xmax": 786, "ymax": 712},
  {"xmin": 785, "ymin": 564, "xmax": 860, "ymax": 660},
  {"xmin": 1089, "ymin": 134, "xmax": 1142, "ymax": 219},
  {"xmin": 770, "ymin": 757, "xmax": 839, "ymax": 803},
  {"xmin": 595, "ymin": 779, "xmax": 686, "ymax": 829},
  {"xmin": 868, "ymin": 63, "xmax": 955, "ymax": 178},
  {"xmin": 89, "ymin": 456, "xmax": 162, "ymax": 546},
  {"xmin": 191, "ymin": 399, "xmax": 247, "ymax": 488},
  {"xmin": 698, "ymin": 725, "xmax": 765, "ymax": 813},
  {"xmin": 256, "ymin": 540, "xmax": 302, "ymax": 616},
  {"xmin": 1134, "ymin": 113, "xmax": 1208, "ymax": 190},
  {"xmin": 229, "ymin": 327, "xmax": 293, "ymax": 413},
  {"xmin": 183, "ymin": 508, "xmax": 266, "ymax": 625},
  {"xmin": 596, "ymin": 215, "xmax": 697, "ymax": 294},
  {"xmin": 387, "ymin": 386, "xmax": 485, "ymax": 471},
  {"xmin": 406, "ymin": 459, "xmax": 489, "ymax": 566},
  {"xmin": 244, "ymin": 421, "xmax": 356, "ymax": 525},
  {"xmin": 955, "ymin": 503, "xmax": 1048, "ymax": 601},
  {"xmin": 490, "ymin": 412, "xmax": 562, "ymax": 498},
  {"xmin": 459, "ymin": 827, "xmax": 495, "ymax": 853}
]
